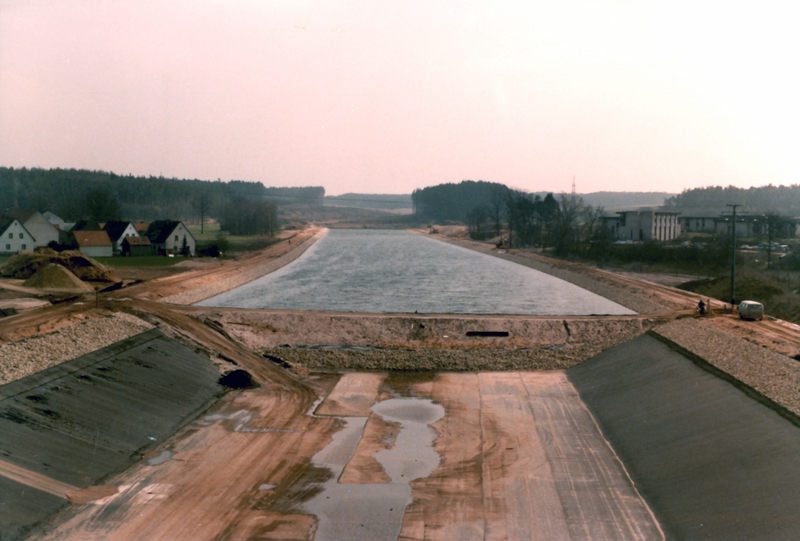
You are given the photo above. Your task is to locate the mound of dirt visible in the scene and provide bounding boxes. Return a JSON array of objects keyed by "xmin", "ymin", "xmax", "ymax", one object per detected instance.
[
  {"xmin": 22, "ymin": 263, "xmax": 94, "ymax": 292},
  {"xmin": 679, "ymin": 269, "xmax": 785, "ymax": 303},
  {"xmin": 0, "ymin": 250, "xmax": 119, "ymax": 282}
]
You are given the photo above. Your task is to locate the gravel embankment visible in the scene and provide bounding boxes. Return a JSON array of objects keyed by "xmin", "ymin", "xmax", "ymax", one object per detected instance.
[
  {"xmin": 655, "ymin": 319, "xmax": 800, "ymax": 416},
  {"xmin": 261, "ymin": 325, "xmax": 648, "ymax": 372},
  {"xmin": 162, "ymin": 230, "xmax": 324, "ymax": 305},
  {"xmin": 0, "ymin": 313, "xmax": 154, "ymax": 385}
]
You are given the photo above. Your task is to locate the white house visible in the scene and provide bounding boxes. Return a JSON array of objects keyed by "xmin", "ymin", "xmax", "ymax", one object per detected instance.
[
  {"xmin": 103, "ymin": 220, "xmax": 141, "ymax": 253},
  {"xmin": 72, "ymin": 230, "xmax": 113, "ymax": 258},
  {"xmin": 0, "ymin": 218, "xmax": 35, "ymax": 254},
  {"xmin": 8, "ymin": 210, "xmax": 60, "ymax": 249},
  {"xmin": 43, "ymin": 211, "xmax": 67, "ymax": 229},
  {"xmin": 145, "ymin": 220, "xmax": 196, "ymax": 256}
]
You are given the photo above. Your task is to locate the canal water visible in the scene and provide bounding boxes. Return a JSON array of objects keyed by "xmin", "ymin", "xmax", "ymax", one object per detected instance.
[{"xmin": 197, "ymin": 229, "xmax": 634, "ymax": 315}]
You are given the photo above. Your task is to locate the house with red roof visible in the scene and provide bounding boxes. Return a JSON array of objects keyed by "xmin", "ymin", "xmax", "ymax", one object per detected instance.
[{"xmin": 72, "ymin": 230, "xmax": 113, "ymax": 258}]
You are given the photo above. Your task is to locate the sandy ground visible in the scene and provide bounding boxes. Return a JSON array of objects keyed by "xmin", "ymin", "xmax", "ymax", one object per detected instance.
[{"xmin": 34, "ymin": 371, "xmax": 664, "ymax": 541}]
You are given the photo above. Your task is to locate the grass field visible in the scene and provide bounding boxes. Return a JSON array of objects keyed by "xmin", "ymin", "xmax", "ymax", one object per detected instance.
[{"xmin": 187, "ymin": 224, "xmax": 279, "ymax": 253}]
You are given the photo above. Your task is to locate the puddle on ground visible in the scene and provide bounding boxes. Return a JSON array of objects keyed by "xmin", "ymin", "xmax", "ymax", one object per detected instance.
[
  {"xmin": 304, "ymin": 398, "xmax": 445, "ymax": 541},
  {"xmin": 146, "ymin": 451, "xmax": 174, "ymax": 466}
]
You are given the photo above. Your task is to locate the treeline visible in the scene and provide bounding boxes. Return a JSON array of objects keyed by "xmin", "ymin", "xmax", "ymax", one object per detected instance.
[
  {"xmin": 664, "ymin": 184, "xmax": 800, "ymax": 215},
  {"xmin": 219, "ymin": 199, "xmax": 280, "ymax": 236},
  {"xmin": 412, "ymin": 181, "xmax": 511, "ymax": 222},
  {"xmin": 0, "ymin": 167, "xmax": 324, "ymax": 225},
  {"xmin": 414, "ymin": 180, "xmax": 610, "ymax": 256}
]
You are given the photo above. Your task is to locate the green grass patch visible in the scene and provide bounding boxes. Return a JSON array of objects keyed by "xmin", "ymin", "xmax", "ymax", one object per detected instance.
[
  {"xmin": 189, "ymin": 223, "xmax": 279, "ymax": 253},
  {"xmin": 0, "ymin": 256, "xmax": 10, "ymax": 266},
  {"xmin": 188, "ymin": 223, "xmax": 223, "ymax": 242},
  {"xmin": 94, "ymin": 256, "xmax": 190, "ymax": 267}
]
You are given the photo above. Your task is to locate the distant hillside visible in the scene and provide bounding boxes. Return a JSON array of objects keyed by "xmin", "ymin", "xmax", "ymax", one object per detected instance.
[
  {"xmin": 527, "ymin": 191, "xmax": 675, "ymax": 210},
  {"xmin": 324, "ymin": 190, "xmax": 671, "ymax": 213},
  {"xmin": 664, "ymin": 185, "xmax": 800, "ymax": 216},
  {"xmin": 324, "ymin": 193, "xmax": 412, "ymax": 210},
  {"xmin": 0, "ymin": 166, "xmax": 324, "ymax": 223}
]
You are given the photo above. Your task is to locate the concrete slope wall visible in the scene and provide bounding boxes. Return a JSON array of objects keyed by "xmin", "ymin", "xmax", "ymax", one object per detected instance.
[
  {"xmin": 568, "ymin": 333, "xmax": 800, "ymax": 541},
  {"xmin": 0, "ymin": 329, "xmax": 223, "ymax": 541}
]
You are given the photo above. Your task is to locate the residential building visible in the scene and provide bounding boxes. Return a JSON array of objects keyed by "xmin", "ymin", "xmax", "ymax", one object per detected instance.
[
  {"xmin": 7, "ymin": 210, "xmax": 60, "ymax": 248},
  {"xmin": 0, "ymin": 218, "xmax": 35, "ymax": 254},
  {"xmin": 103, "ymin": 221, "xmax": 140, "ymax": 253},
  {"xmin": 145, "ymin": 220, "xmax": 196, "ymax": 256},
  {"xmin": 121, "ymin": 236, "xmax": 152, "ymax": 257},
  {"xmin": 602, "ymin": 210, "xmax": 681, "ymax": 242},
  {"xmin": 43, "ymin": 211, "xmax": 67, "ymax": 229},
  {"xmin": 72, "ymin": 230, "xmax": 113, "ymax": 258}
]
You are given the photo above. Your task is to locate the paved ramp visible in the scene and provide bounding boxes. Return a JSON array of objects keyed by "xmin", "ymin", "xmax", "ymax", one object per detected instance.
[
  {"xmin": 0, "ymin": 329, "xmax": 223, "ymax": 541},
  {"xmin": 569, "ymin": 332, "xmax": 800, "ymax": 541}
]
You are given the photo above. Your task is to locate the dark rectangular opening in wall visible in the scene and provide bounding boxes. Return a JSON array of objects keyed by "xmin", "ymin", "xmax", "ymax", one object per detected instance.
[{"xmin": 466, "ymin": 331, "xmax": 509, "ymax": 337}]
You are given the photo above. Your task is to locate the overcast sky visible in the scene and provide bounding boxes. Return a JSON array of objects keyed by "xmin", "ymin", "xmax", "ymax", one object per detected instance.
[{"xmin": 2, "ymin": 1, "xmax": 798, "ymax": 195}]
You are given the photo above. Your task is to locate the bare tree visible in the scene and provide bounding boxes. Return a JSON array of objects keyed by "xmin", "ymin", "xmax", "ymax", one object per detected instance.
[
  {"xmin": 488, "ymin": 185, "xmax": 508, "ymax": 238},
  {"xmin": 196, "ymin": 192, "xmax": 212, "ymax": 234},
  {"xmin": 553, "ymin": 193, "xmax": 584, "ymax": 255}
]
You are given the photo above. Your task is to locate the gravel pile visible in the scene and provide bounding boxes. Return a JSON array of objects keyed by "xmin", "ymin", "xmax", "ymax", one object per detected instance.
[
  {"xmin": 162, "ymin": 232, "xmax": 322, "ymax": 305},
  {"xmin": 0, "ymin": 312, "xmax": 154, "ymax": 385},
  {"xmin": 655, "ymin": 319, "xmax": 800, "ymax": 416}
]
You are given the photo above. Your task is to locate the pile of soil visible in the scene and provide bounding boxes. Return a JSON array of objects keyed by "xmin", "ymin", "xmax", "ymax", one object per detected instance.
[
  {"xmin": 22, "ymin": 263, "xmax": 94, "ymax": 292},
  {"xmin": 0, "ymin": 249, "xmax": 119, "ymax": 282}
]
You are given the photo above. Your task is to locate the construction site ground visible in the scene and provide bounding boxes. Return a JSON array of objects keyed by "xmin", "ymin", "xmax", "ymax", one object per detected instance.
[{"xmin": 2, "ymin": 227, "xmax": 800, "ymax": 540}]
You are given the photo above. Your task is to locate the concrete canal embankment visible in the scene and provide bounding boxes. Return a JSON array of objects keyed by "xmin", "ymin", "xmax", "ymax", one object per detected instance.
[
  {"xmin": 0, "ymin": 329, "xmax": 224, "ymax": 541},
  {"xmin": 570, "ymin": 332, "xmax": 800, "ymax": 541}
]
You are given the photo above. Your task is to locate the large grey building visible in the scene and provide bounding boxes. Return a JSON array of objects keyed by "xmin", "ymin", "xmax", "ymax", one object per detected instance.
[{"xmin": 602, "ymin": 210, "xmax": 681, "ymax": 241}]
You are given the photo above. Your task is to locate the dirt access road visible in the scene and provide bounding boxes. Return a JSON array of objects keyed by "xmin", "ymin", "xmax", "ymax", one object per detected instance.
[{"xmin": 5, "ymin": 226, "xmax": 800, "ymax": 540}]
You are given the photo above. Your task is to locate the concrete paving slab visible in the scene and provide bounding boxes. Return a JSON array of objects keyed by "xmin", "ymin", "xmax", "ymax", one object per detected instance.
[
  {"xmin": 0, "ymin": 329, "xmax": 223, "ymax": 541},
  {"xmin": 569, "ymin": 332, "xmax": 800, "ymax": 541}
]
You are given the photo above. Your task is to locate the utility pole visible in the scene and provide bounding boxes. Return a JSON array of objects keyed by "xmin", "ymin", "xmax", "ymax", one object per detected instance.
[{"xmin": 727, "ymin": 204, "xmax": 740, "ymax": 305}]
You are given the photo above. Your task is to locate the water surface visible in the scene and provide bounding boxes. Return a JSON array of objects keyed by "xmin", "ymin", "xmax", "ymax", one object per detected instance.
[{"xmin": 198, "ymin": 229, "xmax": 634, "ymax": 315}]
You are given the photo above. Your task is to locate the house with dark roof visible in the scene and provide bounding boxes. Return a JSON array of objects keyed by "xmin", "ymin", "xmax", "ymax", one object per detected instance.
[
  {"xmin": 71, "ymin": 219, "xmax": 103, "ymax": 232},
  {"xmin": 0, "ymin": 218, "xmax": 35, "ymax": 255},
  {"xmin": 145, "ymin": 220, "xmax": 195, "ymax": 256},
  {"xmin": 72, "ymin": 230, "xmax": 113, "ymax": 258},
  {"xmin": 103, "ymin": 221, "xmax": 140, "ymax": 253},
  {"xmin": 121, "ymin": 235, "xmax": 152, "ymax": 257},
  {"xmin": 6, "ymin": 210, "xmax": 59, "ymax": 249}
]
